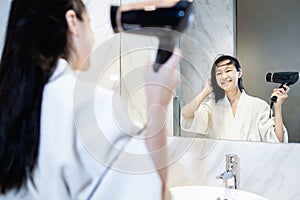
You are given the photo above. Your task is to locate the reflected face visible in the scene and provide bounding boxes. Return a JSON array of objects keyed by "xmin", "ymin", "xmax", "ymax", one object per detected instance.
[{"xmin": 215, "ymin": 59, "xmax": 240, "ymax": 92}]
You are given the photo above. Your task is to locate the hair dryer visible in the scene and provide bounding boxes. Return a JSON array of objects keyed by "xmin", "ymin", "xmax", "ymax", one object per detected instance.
[
  {"xmin": 266, "ymin": 71, "xmax": 299, "ymax": 111},
  {"xmin": 110, "ymin": 0, "xmax": 194, "ymax": 72}
]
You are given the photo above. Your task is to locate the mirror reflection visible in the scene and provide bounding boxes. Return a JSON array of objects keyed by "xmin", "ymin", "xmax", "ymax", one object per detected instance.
[{"xmin": 180, "ymin": 55, "xmax": 289, "ymax": 143}]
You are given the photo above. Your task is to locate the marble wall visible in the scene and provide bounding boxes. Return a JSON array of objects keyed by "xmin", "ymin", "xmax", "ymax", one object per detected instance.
[{"xmin": 168, "ymin": 137, "xmax": 300, "ymax": 200}]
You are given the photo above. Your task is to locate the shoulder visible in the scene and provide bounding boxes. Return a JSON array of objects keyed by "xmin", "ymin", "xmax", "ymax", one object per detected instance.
[
  {"xmin": 74, "ymin": 84, "xmax": 116, "ymax": 115},
  {"xmin": 94, "ymin": 87, "xmax": 115, "ymax": 101},
  {"xmin": 242, "ymin": 92, "xmax": 269, "ymax": 108}
]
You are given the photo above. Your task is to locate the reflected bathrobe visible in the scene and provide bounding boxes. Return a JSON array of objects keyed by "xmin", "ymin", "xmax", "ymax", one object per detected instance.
[
  {"xmin": 181, "ymin": 91, "xmax": 288, "ymax": 143},
  {"xmin": 0, "ymin": 59, "xmax": 161, "ymax": 200}
]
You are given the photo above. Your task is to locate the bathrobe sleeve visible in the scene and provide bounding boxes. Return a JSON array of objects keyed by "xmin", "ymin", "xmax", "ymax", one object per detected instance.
[
  {"xmin": 257, "ymin": 100, "xmax": 288, "ymax": 143},
  {"xmin": 181, "ymin": 102, "xmax": 213, "ymax": 134}
]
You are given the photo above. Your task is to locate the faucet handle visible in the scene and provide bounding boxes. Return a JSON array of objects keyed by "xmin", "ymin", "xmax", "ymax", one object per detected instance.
[
  {"xmin": 224, "ymin": 154, "xmax": 240, "ymax": 189},
  {"xmin": 226, "ymin": 154, "xmax": 238, "ymax": 162},
  {"xmin": 229, "ymin": 155, "xmax": 236, "ymax": 162},
  {"xmin": 226, "ymin": 154, "xmax": 239, "ymax": 170}
]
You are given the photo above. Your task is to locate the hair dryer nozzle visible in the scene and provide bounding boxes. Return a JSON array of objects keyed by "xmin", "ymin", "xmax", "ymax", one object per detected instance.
[
  {"xmin": 266, "ymin": 71, "xmax": 299, "ymax": 86},
  {"xmin": 110, "ymin": 6, "xmax": 119, "ymax": 33},
  {"xmin": 110, "ymin": 0, "xmax": 193, "ymax": 33},
  {"xmin": 110, "ymin": 0, "xmax": 194, "ymax": 71}
]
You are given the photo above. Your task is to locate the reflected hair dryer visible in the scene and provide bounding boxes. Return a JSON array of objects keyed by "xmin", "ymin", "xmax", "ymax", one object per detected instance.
[
  {"xmin": 266, "ymin": 71, "xmax": 299, "ymax": 110},
  {"xmin": 110, "ymin": 0, "xmax": 194, "ymax": 72}
]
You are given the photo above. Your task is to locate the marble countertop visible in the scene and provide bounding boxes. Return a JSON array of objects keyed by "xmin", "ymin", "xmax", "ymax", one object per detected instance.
[{"xmin": 167, "ymin": 137, "xmax": 300, "ymax": 200}]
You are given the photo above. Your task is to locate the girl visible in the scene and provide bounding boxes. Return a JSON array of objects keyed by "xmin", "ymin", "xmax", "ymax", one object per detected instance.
[
  {"xmin": 0, "ymin": 0, "xmax": 180, "ymax": 199},
  {"xmin": 181, "ymin": 55, "xmax": 289, "ymax": 143}
]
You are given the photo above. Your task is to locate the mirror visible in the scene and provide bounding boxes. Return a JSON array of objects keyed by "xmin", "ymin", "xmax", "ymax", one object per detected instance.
[{"xmin": 73, "ymin": 0, "xmax": 300, "ymax": 144}]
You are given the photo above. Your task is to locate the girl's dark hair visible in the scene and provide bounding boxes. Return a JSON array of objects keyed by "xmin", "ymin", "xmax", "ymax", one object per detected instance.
[
  {"xmin": 211, "ymin": 55, "xmax": 245, "ymax": 103},
  {"xmin": 0, "ymin": 0, "xmax": 85, "ymax": 193}
]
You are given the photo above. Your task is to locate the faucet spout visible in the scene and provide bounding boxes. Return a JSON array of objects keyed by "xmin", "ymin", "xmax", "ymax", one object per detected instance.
[{"xmin": 217, "ymin": 170, "xmax": 234, "ymax": 181}]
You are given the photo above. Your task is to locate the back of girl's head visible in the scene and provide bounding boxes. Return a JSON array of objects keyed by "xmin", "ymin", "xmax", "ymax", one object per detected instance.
[
  {"xmin": 210, "ymin": 55, "xmax": 244, "ymax": 102},
  {"xmin": 3, "ymin": 0, "xmax": 86, "ymax": 69},
  {"xmin": 0, "ymin": 0, "xmax": 85, "ymax": 194}
]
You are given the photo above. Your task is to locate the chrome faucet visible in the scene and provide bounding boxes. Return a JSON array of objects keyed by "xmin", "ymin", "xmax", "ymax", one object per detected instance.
[{"xmin": 216, "ymin": 154, "xmax": 240, "ymax": 189}]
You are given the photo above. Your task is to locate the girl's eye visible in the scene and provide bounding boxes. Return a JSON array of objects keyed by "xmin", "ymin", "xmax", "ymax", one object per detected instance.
[{"xmin": 216, "ymin": 73, "xmax": 221, "ymax": 76}]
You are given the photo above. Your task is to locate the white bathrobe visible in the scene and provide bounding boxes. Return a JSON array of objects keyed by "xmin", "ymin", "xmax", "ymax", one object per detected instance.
[
  {"xmin": 0, "ymin": 59, "xmax": 161, "ymax": 200},
  {"xmin": 181, "ymin": 91, "xmax": 288, "ymax": 143}
]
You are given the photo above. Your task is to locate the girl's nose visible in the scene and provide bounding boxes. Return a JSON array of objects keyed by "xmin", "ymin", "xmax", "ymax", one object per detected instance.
[{"xmin": 221, "ymin": 73, "xmax": 228, "ymax": 80}]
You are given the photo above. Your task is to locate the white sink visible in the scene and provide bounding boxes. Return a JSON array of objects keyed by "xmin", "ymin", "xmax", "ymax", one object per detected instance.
[{"xmin": 170, "ymin": 186, "xmax": 268, "ymax": 200}]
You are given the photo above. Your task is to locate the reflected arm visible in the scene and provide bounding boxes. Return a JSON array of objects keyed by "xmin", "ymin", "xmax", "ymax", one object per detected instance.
[
  {"xmin": 272, "ymin": 85, "xmax": 290, "ymax": 142},
  {"xmin": 182, "ymin": 88, "xmax": 211, "ymax": 119},
  {"xmin": 273, "ymin": 106, "xmax": 284, "ymax": 142}
]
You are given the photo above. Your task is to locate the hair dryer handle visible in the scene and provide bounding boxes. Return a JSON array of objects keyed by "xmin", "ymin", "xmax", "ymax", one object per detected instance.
[
  {"xmin": 153, "ymin": 49, "xmax": 173, "ymax": 72},
  {"xmin": 270, "ymin": 83, "xmax": 286, "ymax": 107}
]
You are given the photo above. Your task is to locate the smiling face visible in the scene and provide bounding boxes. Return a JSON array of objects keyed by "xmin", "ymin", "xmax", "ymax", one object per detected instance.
[{"xmin": 215, "ymin": 59, "xmax": 242, "ymax": 92}]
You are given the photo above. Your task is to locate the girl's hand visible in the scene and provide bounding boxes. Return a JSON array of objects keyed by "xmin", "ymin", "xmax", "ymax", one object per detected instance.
[
  {"xmin": 204, "ymin": 77, "xmax": 213, "ymax": 95},
  {"xmin": 272, "ymin": 85, "xmax": 290, "ymax": 108}
]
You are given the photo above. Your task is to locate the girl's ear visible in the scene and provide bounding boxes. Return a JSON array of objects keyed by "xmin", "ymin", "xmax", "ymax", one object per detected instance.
[
  {"xmin": 65, "ymin": 10, "xmax": 78, "ymax": 36},
  {"xmin": 238, "ymin": 69, "xmax": 243, "ymax": 78}
]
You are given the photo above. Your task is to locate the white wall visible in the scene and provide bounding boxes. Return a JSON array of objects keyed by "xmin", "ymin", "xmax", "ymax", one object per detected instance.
[{"xmin": 237, "ymin": 0, "xmax": 300, "ymax": 142}]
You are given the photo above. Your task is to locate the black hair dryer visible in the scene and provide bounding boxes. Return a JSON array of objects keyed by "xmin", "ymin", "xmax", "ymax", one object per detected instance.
[
  {"xmin": 110, "ymin": 0, "xmax": 194, "ymax": 72},
  {"xmin": 266, "ymin": 71, "xmax": 299, "ymax": 110}
]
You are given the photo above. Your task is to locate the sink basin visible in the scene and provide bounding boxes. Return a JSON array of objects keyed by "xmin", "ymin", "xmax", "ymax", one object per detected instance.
[{"xmin": 170, "ymin": 186, "xmax": 268, "ymax": 200}]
